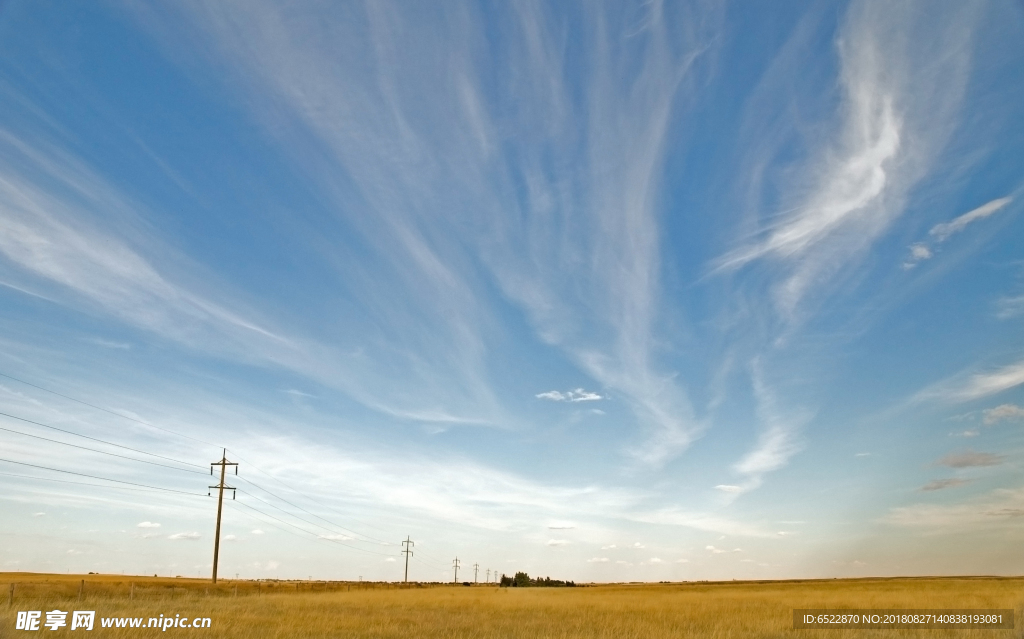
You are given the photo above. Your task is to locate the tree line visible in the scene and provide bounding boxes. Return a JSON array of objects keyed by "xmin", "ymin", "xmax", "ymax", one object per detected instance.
[{"xmin": 498, "ymin": 572, "xmax": 575, "ymax": 587}]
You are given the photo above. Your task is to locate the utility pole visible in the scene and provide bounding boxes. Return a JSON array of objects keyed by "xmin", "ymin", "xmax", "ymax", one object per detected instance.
[
  {"xmin": 473, "ymin": 563, "xmax": 479, "ymax": 583},
  {"xmin": 401, "ymin": 536, "xmax": 414, "ymax": 583},
  {"xmin": 486, "ymin": 568, "xmax": 490, "ymax": 583},
  {"xmin": 452, "ymin": 557, "xmax": 460, "ymax": 584},
  {"xmin": 209, "ymin": 449, "xmax": 237, "ymax": 584}
]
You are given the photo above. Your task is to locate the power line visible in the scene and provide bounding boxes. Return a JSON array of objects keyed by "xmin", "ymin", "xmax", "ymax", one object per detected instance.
[
  {"xmin": 233, "ymin": 474, "xmax": 389, "ymax": 546},
  {"xmin": 0, "ymin": 457, "xmax": 205, "ymax": 496},
  {"xmin": 0, "ymin": 470, "xmax": 206, "ymax": 496},
  {"xmin": 229, "ymin": 499, "xmax": 394, "ymax": 557},
  {"xmin": 227, "ymin": 450, "xmax": 394, "ymax": 545},
  {"xmin": 0, "ymin": 423, "xmax": 206, "ymax": 475},
  {"xmin": 0, "ymin": 371, "xmax": 218, "ymax": 447},
  {"xmin": 0, "ymin": 410, "xmax": 206, "ymax": 470},
  {"xmin": 235, "ymin": 486, "xmax": 382, "ymax": 546}
]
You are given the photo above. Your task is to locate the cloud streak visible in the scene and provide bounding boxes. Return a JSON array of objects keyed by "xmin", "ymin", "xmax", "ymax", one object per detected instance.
[{"xmin": 716, "ymin": 0, "xmax": 980, "ymax": 317}]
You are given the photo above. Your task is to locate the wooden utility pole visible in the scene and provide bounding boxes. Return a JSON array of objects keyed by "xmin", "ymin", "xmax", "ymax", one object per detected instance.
[
  {"xmin": 209, "ymin": 449, "xmax": 238, "ymax": 584},
  {"xmin": 401, "ymin": 536, "xmax": 414, "ymax": 583},
  {"xmin": 452, "ymin": 557, "xmax": 460, "ymax": 583}
]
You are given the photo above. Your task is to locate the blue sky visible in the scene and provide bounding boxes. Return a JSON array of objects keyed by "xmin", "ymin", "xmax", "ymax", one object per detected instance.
[{"xmin": 1, "ymin": 0, "xmax": 1023, "ymax": 582}]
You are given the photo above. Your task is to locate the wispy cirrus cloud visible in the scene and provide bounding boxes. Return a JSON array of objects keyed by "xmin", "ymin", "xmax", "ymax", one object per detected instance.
[
  {"xmin": 913, "ymin": 359, "xmax": 1024, "ymax": 405},
  {"xmin": 715, "ymin": 0, "xmax": 980, "ymax": 317},
  {"xmin": 125, "ymin": 0, "xmax": 720, "ymax": 466},
  {"xmin": 903, "ymin": 196, "xmax": 1013, "ymax": 268}
]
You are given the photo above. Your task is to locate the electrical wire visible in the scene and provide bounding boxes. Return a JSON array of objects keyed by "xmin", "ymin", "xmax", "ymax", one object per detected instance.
[
  {"xmin": 0, "ymin": 470, "xmax": 204, "ymax": 496},
  {"xmin": 0, "ymin": 410, "xmax": 207, "ymax": 470},
  {"xmin": 0, "ymin": 457, "xmax": 206, "ymax": 496},
  {"xmin": 234, "ymin": 486, "xmax": 381, "ymax": 545},
  {"xmin": 0, "ymin": 423, "xmax": 207, "ymax": 475},
  {"xmin": 0, "ymin": 371, "xmax": 218, "ymax": 447},
  {"xmin": 229, "ymin": 499, "xmax": 396, "ymax": 557},
  {"xmin": 0, "ymin": 371, "xmax": 453, "ymax": 561},
  {"xmin": 227, "ymin": 449, "xmax": 397, "ymax": 545},
  {"xmin": 233, "ymin": 474, "xmax": 390, "ymax": 546}
]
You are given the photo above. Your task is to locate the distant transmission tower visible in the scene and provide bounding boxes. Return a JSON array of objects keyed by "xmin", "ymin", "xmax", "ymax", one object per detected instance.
[
  {"xmin": 473, "ymin": 563, "xmax": 479, "ymax": 583},
  {"xmin": 452, "ymin": 557, "xmax": 460, "ymax": 583},
  {"xmin": 486, "ymin": 568, "xmax": 491, "ymax": 583},
  {"xmin": 208, "ymin": 449, "xmax": 238, "ymax": 584},
  {"xmin": 401, "ymin": 536, "xmax": 414, "ymax": 583}
]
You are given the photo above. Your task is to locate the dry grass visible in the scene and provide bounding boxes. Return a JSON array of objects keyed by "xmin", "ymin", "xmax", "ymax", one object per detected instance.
[{"xmin": 1, "ymin": 573, "xmax": 1021, "ymax": 638}]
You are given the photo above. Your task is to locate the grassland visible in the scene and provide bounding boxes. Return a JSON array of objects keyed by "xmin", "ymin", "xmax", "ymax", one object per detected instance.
[{"xmin": 1, "ymin": 573, "xmax": 1021, "ymax": 638}]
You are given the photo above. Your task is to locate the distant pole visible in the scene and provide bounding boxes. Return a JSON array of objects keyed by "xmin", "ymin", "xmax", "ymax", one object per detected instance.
[
  {"xmin": 486, "ymin": 569, "xmax": 490, "ymax": 583},
  {"xmin": 452, "ymin": 557, "xmax": 460, "ymax": 583},
  {"xmin": 473, "ymin": 563, "xmax": 479, "ymax": 583},
  {"xmin": 209, "ymin": 448, "xmax": 238, "ymax": 584},
  {"xmin": 401, "ymin": 536, "xmax": 414, "ymax": 583}
]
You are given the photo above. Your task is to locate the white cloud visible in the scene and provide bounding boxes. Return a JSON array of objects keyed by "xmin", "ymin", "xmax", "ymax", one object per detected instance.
[
  {"xmin": 31, "ymin": 512, "xmax": 44, "ymax": 517},
  {"xmin": 706, "ymin": 545, "xmax": 725, "ymax": 554},
  {"xmin": 535, "ymin": 389, "xmax": 603, "ymax": 402},
  {"xmin": 982, "ymin": 404, "xmax": 1024, "ymax": 425},
  {"xmin": 648, "ymin": 557, "xmax": 663, "ymax": 564},
  {"xmin": 929, "ymin": 197, "xmax": 1013, "ymax": 242},
  {"xmin": 600, "ymin": 544, "xmax": 616, "ymax": 550},
  {"xmin": 535, "ymin": 391, "xmax": 566, "ymax": 401},
  {"xmin": 223, "ymin": 534, "xmax": 237, "ymax": 541},
  {"xmin": 384, "ymin": 557, "xmax": 396, "ymax": 562},
  {"xmin": 675, "ymin": 558, "xmax": 689, "ymax": 563},
  {"xmin": 854, "ymin": 452, "xmax": 871, "ymax": 457},
  {"xmin": 251, "ymin": 529, "xmax": 264, "ymax": 535},
  {"xmin": 168, "ymin": 532, "xmax": 201, "ymax": 541},
  {"xmin": 715, "ymin": 484, "xmax": 743, "ymax": 493},
  {"xmin": 904, "ymin": 196, "xmax": 1012, "ymax": 268},
  {"xmin": 586, "ymin": 557, "xmax": 610, "ymax": 563},
  {"xmin": 926, "ymin": 359, "xmax": 1024, "ymax": 403},
  {"xmin": 714, "ymin": 0, "xmax": 979, "ymax": 319},
  {"xmin": 318, "ymin": 534, "xmax": 354, "ymax": 541},
  {"xmin": 546, "ymin": 539, "xmax": 569, "ymax": 547},
  {"xmin": 136, "ymin": 521, "xmax": 161, "ymax": 528},
  {"xmin": 632, "ymin": 542, "xmax": 645, "ymax": 549}
]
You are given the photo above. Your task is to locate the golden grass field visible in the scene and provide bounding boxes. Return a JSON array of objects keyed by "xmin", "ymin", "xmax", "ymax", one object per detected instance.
[{"xmin": 1, "ymin": 573, "xmax": 1021, "ymax": 638}]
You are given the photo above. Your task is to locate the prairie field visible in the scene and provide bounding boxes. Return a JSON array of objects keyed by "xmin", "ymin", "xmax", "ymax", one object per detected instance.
[{"xmin": 1, "ymin": 573, "xmax": 1021, "ymax": 638}]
